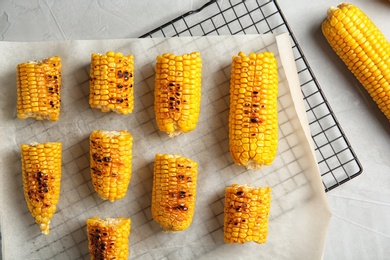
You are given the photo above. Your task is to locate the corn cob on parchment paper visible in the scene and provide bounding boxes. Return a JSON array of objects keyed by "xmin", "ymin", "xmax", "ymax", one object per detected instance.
[{"xmin": 0, "ymin": 34, "xmax": 330, "ymax": 259}]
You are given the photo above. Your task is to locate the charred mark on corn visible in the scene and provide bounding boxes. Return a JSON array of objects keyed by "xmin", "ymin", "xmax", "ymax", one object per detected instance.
[{"xmin": 103, "ymin": 157, "xmax": 112, "ymax": 162}]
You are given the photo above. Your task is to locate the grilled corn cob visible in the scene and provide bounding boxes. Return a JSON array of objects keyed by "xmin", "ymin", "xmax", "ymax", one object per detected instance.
[
  {"xmin": 86, "ymin": 217, "xmax": 131, "ymax": 260},
  {"xmin": 89, "ymin": 51, "xmax": 134, "ymax": 114},
  {"xmin": 322, "ymin": 3, "xmax": 390, "ymax": 120},
  {"xmin": 224, "ymin": 184, "xmax": 271, "ymax": 244},
  {"xmin": 90, "ymin": 130, "xmax": 133, "ymax": 202},
  {"xmin": 229, "ymin": 52, "xmax": 278, "ymax": 169},
  {"xmin": 152, "ymin": 154, "xmax": 198, "ymax": 231},
  {"xmin": 21, "ymin": 142, "xmax": 62, "ymax": 235},
  {"xmin": 16, "ymin": 56, "xmax": 61, "ymax": 121},
  {"xmin": 154, "ymin": 52, "xmax": 202, "ymax": 137}
]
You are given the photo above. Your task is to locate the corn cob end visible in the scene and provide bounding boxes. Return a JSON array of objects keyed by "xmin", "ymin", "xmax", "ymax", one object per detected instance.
[
  {"xmin": 40, "ymin": 222, "xmax": 51, "ymax": 235},
  {"xmin": 167, "ymin": 129, "xmax": 182, "ymax": 138},
  {"xmin": 326, "ymin": 6, "xmax": 337, "ymax": 17},
  {"xmin": 245, "ymin": 160, "xmax": 263, "ymax": 170}
]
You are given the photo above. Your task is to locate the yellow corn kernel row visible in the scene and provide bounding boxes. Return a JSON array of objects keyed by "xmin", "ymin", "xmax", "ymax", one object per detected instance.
[
  {"xmin": 21, "ymin": 142, "xmax": 62, "ymax": 235},
  {"xmin": 322, "ymin": 4, "xmax": 390, "ymax": 120},
  {"xmin": 86, "ymin": 217, "xmax": 131, "ymax": 260},
  {"xmin": 154, "ymin": 52, "xmax": 202, "ymax": 137},
  {"xmin": 152, "ymin": 154, "xmax": 198, "ymax": 231},
  {"xmin": 229, "ymin": 52, "xmax": 279, "ymax": 169},
  {"xmin": 89, "ymin": 51, "xmax": 134, "ymax": 114},
  {"xmin": 90, "ymin": 130, "xmax": 133, "ymax": 202},
  {"xmin": 17, "ymin": 56, "xmax": 62, "ymax": 121},
  {"xmin": 224, "ymin": 184, "xmax": 271, "ymax": 244}
]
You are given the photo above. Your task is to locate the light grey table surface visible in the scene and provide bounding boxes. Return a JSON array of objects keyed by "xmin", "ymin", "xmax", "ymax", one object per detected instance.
[{"xmin": 0, "ymin": 0, "xmax": 389, "ymax": 259}]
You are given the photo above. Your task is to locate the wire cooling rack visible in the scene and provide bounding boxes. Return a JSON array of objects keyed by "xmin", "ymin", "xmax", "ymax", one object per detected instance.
[{"xmin": 140, "ymin": 0, "xmax": 363, "ymax": 192}]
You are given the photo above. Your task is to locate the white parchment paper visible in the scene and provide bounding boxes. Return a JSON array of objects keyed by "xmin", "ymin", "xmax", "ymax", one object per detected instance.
[{"xmin": 0, "ymin": 34, "xmax": 331, "ymax": 259}]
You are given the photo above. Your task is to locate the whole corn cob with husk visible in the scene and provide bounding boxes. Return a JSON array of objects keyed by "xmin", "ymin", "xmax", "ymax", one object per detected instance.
[
  {"xmin": 16, "ymin": 56, "xmax": 61, "ymax": 121},
  {"xmin": 224, "ymin": 184, "xmax": 271, "ymax": 244},
  {"xmin": 86, "ymin": 216, "xmax": 131, "ymax": 260},
  {"xmin": 229, "ymin": 52, "xmax": 278, "ymax": 169},
  {"xmin": 154, "ymin": 52, "xmax": 202, "ymax": 137},
  {"xmin": 90, "ymin": 130, "xmax": 133, "ymax": 202},
  {"xmin": 152, "ymin": 154, "xmax": 198, "ymax": 231},
  {"xmin": 21, "ymin": 142, "xmax": 62, "ymax": 235},
  {"xmin": 89, "ymin": 51, "xmax": 134, "ymax": 114},
  {"xmin": 322, "ymin": 3, "xmax": 390, "ymax": 120}
]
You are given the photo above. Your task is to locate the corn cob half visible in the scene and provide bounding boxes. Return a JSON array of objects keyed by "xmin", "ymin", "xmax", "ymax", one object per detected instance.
[
  {"xmin": 152, "ymin": 154, "xmax": 198, "ymax": 231},
  {"xmin": 86, "ymin": 217, "xmax": 131, "ymax": 260},
  {"xmin": 90, "ymin": 130, "xmax": 133, "ymax": 202},
  {"xmin": 89, "ymin": 51, "xmax": 134, "ymax": 114},
  {"xmin": 224, "ymin": 184, "xmax": 271, "ymax": 244},
  {"xmin": 21, "ymin": 142, "xmax": 62, "ymax": 235},
  {"xmin": 322, "ymin": 3, "xmax": 390, "ymax": 120},
  {"xmin": 154, "ymin": 52, "xmax": 202, "ymax": 137},
  {"xmin": 229, "ymin": 52, "xmax": 278, "ymax": 169},
  {"xmin": 17, "ymin": 56, "xmax": 62, "ymax": 121}
]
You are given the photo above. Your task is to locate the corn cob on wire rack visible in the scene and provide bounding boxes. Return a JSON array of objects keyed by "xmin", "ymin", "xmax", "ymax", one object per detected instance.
[{"xmin": 140, "ymin": 0, "xmax": 363, "ymax": 192}]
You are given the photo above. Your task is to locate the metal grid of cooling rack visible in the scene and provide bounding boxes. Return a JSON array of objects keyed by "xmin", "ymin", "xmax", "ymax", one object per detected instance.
[{"xmin": 140, "ymin": 0, "xmax": 363, "ymax": 192}]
